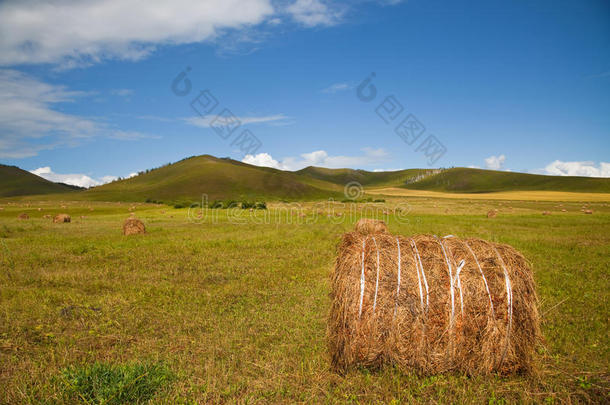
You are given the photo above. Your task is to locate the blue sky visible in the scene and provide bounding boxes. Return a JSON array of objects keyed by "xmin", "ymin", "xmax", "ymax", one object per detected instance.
[{"xmin": 1, "ymin": 0, "xmax": 609, "ymax": 187}]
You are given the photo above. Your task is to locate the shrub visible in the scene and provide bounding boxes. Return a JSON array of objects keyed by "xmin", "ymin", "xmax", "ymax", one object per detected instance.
[
  {"xmin": 173, "ymin": 203, "xmax": 185, "ymax": 209},
  {"xmin": 255, "ymin": 201, "xmax": 267, "ymax": 210},
  {"xmin": 225, "ymin": 200, "xmax": 239, "ymax": 209},
  {"xmin": 374, "ymin": 199, "xmax": 386, "ymax": 203},
  {"xmin": 241, "ymin": 201, "xmax": 255, "ymax": 209}
]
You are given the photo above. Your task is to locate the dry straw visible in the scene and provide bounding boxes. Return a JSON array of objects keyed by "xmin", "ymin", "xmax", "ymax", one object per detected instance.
[
  {"xmin": 123, "ymin": 218, "xmax": 146, "ymax": 235},
  {"xmin": 354, "ymin": 218, "xmax": 389, "ymax": 235},
  {"xmin": 53, "ymin": 214, "xmax": 71, "ymax": 223},
  {"xmin": 328, "ymin": 225, "xmax": 540, "ymax": 375}
]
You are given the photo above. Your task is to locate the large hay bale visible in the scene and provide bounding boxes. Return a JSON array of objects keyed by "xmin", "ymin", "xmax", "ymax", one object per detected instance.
[
  {"xmin": 18, "ymin": 213, "xmax": 29, "ymax": 220},
  {"xmin": 53, "ymin": 214, "xmax": 71, "ymax": 223},
  {"xmin": 354, "ymin": 219, "xmax": 389, "ymax": 235},
  {"xmin": 123, "ymin": 218, "xmax": 146, "ymax": 235},
  {"xmin": 328, "ymin": 231, "xmax": 540, "ymax": 375}
]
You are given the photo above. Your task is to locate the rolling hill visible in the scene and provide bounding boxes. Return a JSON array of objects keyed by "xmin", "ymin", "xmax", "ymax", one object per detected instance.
[
  {"xmin": 81, "ymin": 155, "xmax": 343, "ymax": 202},
  {"xmin": 3, "ymin": 156, "xmax": 610, "ymax": 202},
  {"xmin": 402, "ymin": 167, "xmax": 610, "ymax": 193},
  {"xmin": 0, "ymin": 164, "xmax": 82, "ymax": 197}
]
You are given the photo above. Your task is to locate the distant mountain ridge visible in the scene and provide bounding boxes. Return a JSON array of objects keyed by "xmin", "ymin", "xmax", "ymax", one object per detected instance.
[{"xmin": 2, "ymin": 155, "xmax": 609, "ymax": 201}]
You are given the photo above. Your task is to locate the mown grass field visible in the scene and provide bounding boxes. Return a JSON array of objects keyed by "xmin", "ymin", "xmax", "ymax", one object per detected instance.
[{"xmin": 0, "ymin": 196, "xmax": 608, "ymax": 403}]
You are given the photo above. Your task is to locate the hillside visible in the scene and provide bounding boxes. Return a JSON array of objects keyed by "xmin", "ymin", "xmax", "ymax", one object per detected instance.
[
  {"xmin": 83, "ymin": 155, "xmax": 343, "ymax": 202},
  {"xmin": 403, "ymin": 167, "xmax": 610, "ymax": 193},
  {"xmin": 295, "ymin": 166, "xmax": 434, "ymax": 187},
  {"xmin": 0, "ymin": 164, "xmax": 81, "ymax": 197}
]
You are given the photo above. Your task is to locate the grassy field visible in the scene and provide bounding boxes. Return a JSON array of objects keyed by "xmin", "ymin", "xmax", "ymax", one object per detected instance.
[{"xmin": 0, "ymin": 196, "xmax": 608, "ymax": 403}]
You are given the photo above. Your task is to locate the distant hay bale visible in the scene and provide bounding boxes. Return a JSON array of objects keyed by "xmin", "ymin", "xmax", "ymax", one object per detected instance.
[
  {"xmin": 53, "ymin": 214, "xmax": 71, "ymax": 223},
  {"xmin": 354, "ymin": 219, "xmax": 389, "ymax": 235},
  {"xmin": 18, "ymin": 213, "xmax": 29, "ymax": 220},
  {"xmin": 328, "ymin": 232, "xmax": 540, "ymax": 375},
  {"xmin": 584, "ymin": 209, "xmax": 593, "ymax": 215},
  {"xmin": 561, "ymin": 209, "xmax": 567, "ymax": 212},
  {"xmin": 542, "ymin": 211, "xmax": 551, "ymax": 216},
  {"xmin": 43, "ymin": 214, "xmax": 51, "ymax": 219},
  {"xmin": 123, "ymin": 218, "xmax": 146, "ymax": 235},
  {"xmin": 487, "ymin": 210, "xmax": 497, "ymax": 218}
]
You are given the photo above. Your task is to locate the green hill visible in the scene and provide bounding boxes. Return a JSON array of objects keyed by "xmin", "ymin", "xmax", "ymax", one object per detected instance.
[
  {"xmin": 0, "ymin": 164, "xmax": 81, "ymax": 197},
  {"xmin": 295, "ymin": 166, "xmax": 432, "ymax": 187},
  {"xmin": 83, "ymin": 155, "xmax": 343, "ymax": 202},
  {"xmin": 403, "ymin": 167, "xmax": 610, "ymax": 193}
]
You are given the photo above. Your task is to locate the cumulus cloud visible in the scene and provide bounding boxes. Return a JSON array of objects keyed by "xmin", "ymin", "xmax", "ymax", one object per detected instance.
[
  {"xmin": 484, "ymin": 154, "xmax": 506, "ymax": 170},
  {"xmin": 242, "ymin": 147, "xmax": 390, "ymax": 171},
  {"xmin": 541, "ymin": 160, "xmax": 610, "ymax": 178},
  {"xmin": 286, "ymin": 0, "xmax": 344, "ymax": 27},
  {"xmin": 30, "ymin": 167, "xmax": 140, "ymax": 188},
  {"xmin": 0, "ymin": 0, "xmax": 275, "ymax": 67},
  {"xmin": 0, "ymin": 69, "xmax": 156, "ymax": 158}
]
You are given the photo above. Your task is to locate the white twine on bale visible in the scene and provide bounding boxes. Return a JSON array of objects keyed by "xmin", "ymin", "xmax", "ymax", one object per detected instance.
[
  {"xmin": 437, "ymin": 238, "xmax": 456, "ymax": 327},
  {"xmin": 464, "ymin": 241, "xmax": 495, "ymax": 318},
  {"xmin": 410, "ymin": 239, "xmax": 429, "ymax": 312},
  {"xmin": 372, "ymin": 236, "xmax": 380, "ymax": 315},
  {"xmin": 442, "ymin": 236, "xmax": 465, "ymax": 317},
  {"xmin": 455, "ymin": 259, "xmax": 465, "ymax": 316},
  {"xmin": 358, "ymin": 238, "xmax": 366, "ymax": 319},
  {"xmin": 492, "ymin": 246, "xmax": 514, "ymax": 368},
  {"xmin": 409, "ymin": 239, "xmax": 425, "ymax": 313},
  {"xmin": 394, "ymin": 237, "xmax": 401, "ymax": 318}
]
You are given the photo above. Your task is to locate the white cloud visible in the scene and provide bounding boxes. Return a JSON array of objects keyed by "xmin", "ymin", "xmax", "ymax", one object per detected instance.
[
  {"xmin": 184, "ymin": 113, "xmax": 290, "ymax": 128},
  {"xmin": 321, "ymin": 82, "xmax": 351, "ymax": 93},
  {"xmin": 541, "ymin": 160, "xmax": 610, "ymax": 178},
  {"xmin": 286, "ymin": 0, "xmax": 344, "ymax": 27},
  {"xmin": 0, "ymin": 69, "xmax": 157, "ymax": 158},
  {"xmin": 484, "ymin": 154, "xmax": 506, "ymax": 170},
  {"xmin": 242, "ymin": 147, "xmax": 390, "ymax": 171},
  {"xmin": 110, "ymin": 89, "xmax": 134, "ymax": 97},
  {"xmin": 0, "ymin": 0, "xmax": 275, "ymax": 67},
  {"xmin": 242, "ymin": 152, "xmax": 283, "ymax": 169},
  {"xmin": 30, "ymin": 166, "xmax": 142, "ymax": 188}
]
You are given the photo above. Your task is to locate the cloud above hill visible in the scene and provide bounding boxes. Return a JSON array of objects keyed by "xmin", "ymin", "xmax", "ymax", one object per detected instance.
[
  {"xmin": 540, "ymin": 160, "xmax": 610, "ymax": 178},
  {"xmin": 30, "ymin": 166, "xmax": 137, "ymax": 188},
  {"xmin": 242, "ymin": 148, "xmax": 390, "ymax": 171}
]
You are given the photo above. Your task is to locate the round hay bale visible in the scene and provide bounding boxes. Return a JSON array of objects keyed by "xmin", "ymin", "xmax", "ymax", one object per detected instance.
[
  {"xmin": 123, "ymin": 218, "xmax": 146, "ymax": 235},
  {"xmin": 354, "ymin": 219, "xmax": 389, "ymax": 235},
  {"xmin": 487, "ymin": 210, "xmax": 497, "ymax": 218},
  {"xmin": 18, "ymin": 213, "xmax": 29, "ymax": 220},
  {"xmin": 328, "ymin": 232, "xmax": 540, "ymax": 375},
  {"xmin": 541, "ymin": 211, "xmax": 551, "ymax": 216},
  {"xmin": 584, "ymin": 209, "xmax": 593, "ymax": 215},
  {"xmin": 53, "ymin": 214, "xmax": 71, "ymax": 223}
]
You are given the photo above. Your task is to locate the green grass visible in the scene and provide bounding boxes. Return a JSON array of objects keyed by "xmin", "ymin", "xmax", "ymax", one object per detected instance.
[
  {"xmin": 59, "ymin": 361, "xmax": 174, "ymax": 404},
  {"xmin": 0, "ymin": 164, "xmax": 80, "ymax": 197},
  {"xmin": 0, "ymin": 197, "xmax": 608, "ymax": 403}
]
